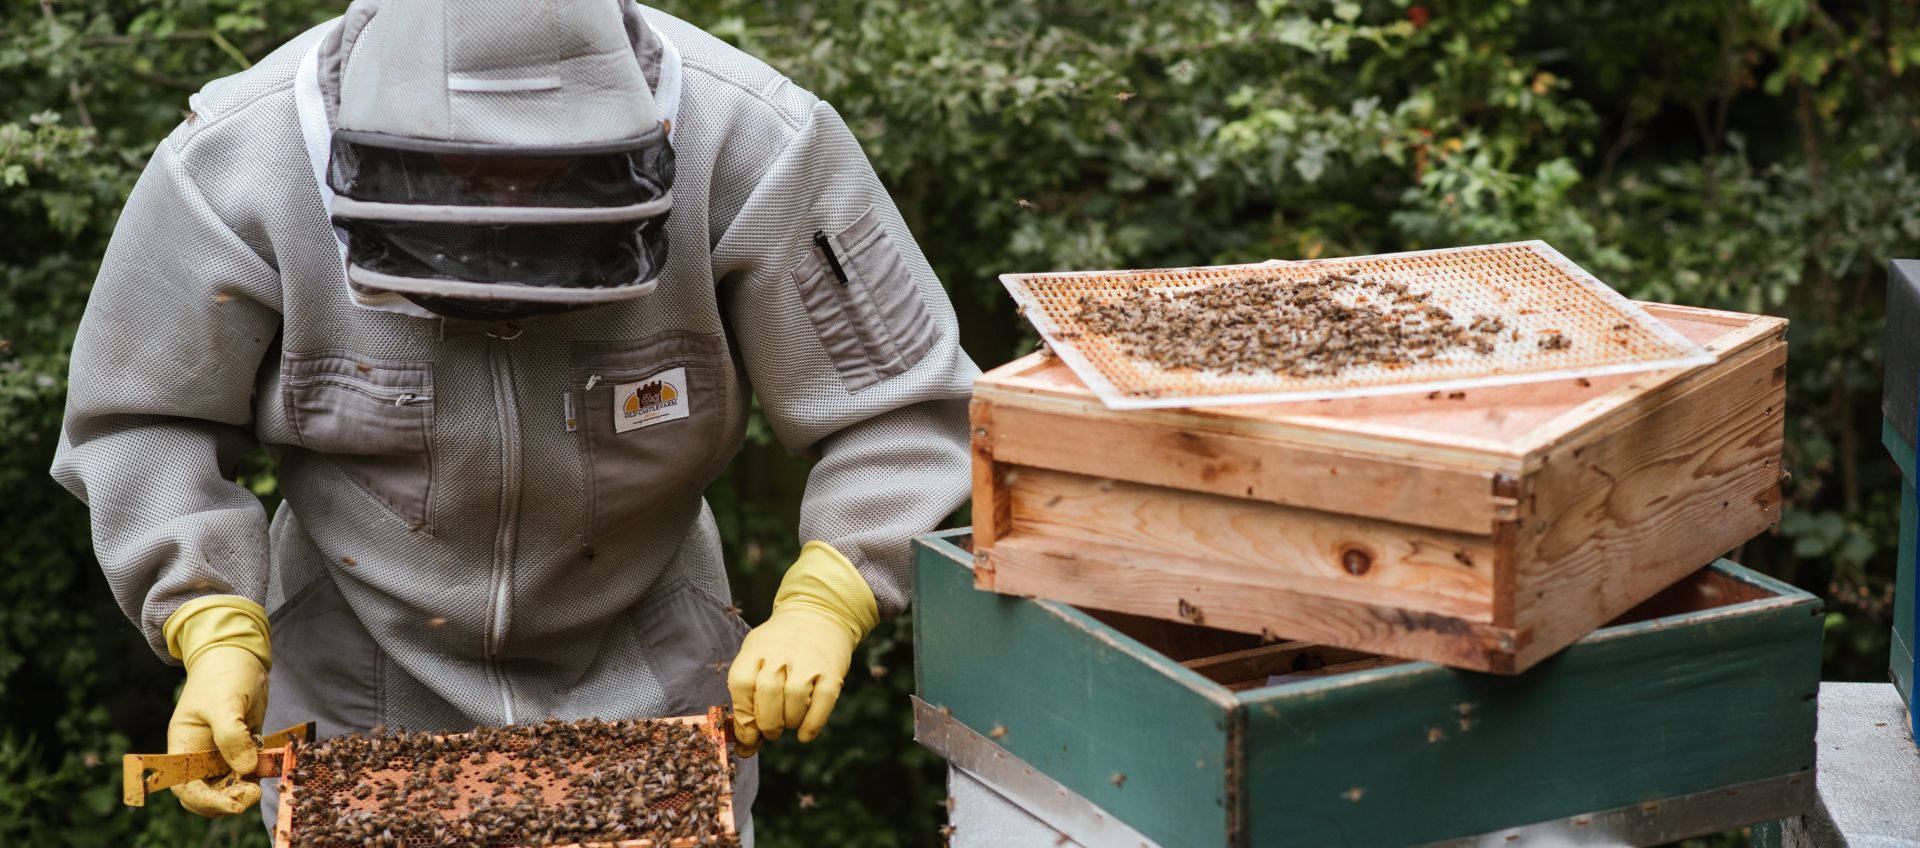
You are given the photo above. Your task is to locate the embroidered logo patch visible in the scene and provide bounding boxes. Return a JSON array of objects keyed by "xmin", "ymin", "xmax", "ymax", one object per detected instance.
[{"xmin": 613, "ymin": 367, "xmax": 690, "ymax": 433}]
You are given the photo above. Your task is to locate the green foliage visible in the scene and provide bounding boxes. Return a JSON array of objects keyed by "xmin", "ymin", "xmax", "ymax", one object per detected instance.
[{"xmin": 3, "ymin": 0, "xmax": 1914, "ymax": 845}]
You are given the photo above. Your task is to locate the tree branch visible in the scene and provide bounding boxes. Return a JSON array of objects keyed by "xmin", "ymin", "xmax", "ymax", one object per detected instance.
[
  {"xmin": 1808, "ymin": 2, "xmax": 1879, "ymax": 99},
  {"xmin": 84, "ymin": 30, "xmax": 212, "ymax": 46},
  {"xmin": 207, "ymin": 29, "xmax": 253, "ymax": 70},
  {"xmin": 1597, "ymin": 112, "xmax": 1640, "ymax": 185},
  {"xmin": 38, "ymin": 0, "xmax": 94, "ymax": 130},
  {"xmin": 1795, "ymin": 81, "xmax": 1826, "ymax": 192}
]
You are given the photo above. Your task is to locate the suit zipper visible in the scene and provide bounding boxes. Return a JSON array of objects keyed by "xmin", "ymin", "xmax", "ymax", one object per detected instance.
[{"xmin": 487, "ymin": 337, "xmax": 523, "ymax": 723}]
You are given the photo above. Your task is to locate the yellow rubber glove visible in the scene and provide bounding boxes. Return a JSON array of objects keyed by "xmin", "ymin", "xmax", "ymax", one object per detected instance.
[
  {"xmin": 162, "ymin": 595, "xmax": 271, "ymax": 817},
  {"xmin": 727, "ymin": 541, "xmax": 878, "ymax": 757}
]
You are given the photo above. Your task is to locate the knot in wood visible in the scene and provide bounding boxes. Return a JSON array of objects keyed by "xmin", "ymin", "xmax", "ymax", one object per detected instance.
[{"xmin": 1340, "ymin": 547, "xmax": 1373, "ymax": 576}]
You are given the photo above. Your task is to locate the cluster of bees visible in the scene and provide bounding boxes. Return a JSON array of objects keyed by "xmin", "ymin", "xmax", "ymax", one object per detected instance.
[
  {"xmin": 1074, "ymin": 272, "xmax": 1550, "ymax": 378},
  {"xmin": 289, "ymin": 718, "xmax": 735, "ymax": 847}
]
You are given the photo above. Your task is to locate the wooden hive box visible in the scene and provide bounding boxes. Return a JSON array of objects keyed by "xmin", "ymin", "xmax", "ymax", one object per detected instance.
[
  {"xmin": 970, "ymin": 301, "xmax": 1787, "ymax": 673},
  {"xmin": 914, "ymin": 530, "xmax": 1822, "ymax": 847},
  {"xmin": 1881, "ymin": 258, "xmax": 1920, "ymax": 746},
  {"xmin": 1880, "ymin": 420, "xmax": 1918, "ymax": 748}
]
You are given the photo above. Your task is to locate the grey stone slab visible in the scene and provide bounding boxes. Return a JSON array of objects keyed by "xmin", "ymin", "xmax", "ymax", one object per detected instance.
[
  {"xmin": 1806, "ymin": 682, "xmax": 1920, "ymax": 846},
  {"xmin": 949, "ymin": 766, "xmax": 1086, "ymax": 848}
]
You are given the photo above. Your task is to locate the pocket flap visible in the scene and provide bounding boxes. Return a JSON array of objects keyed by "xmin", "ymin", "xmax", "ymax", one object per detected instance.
[
  {"xmin": 279, "ymin": 350, "xmax": 434, "ymax": 528},
  {"xmin": 283, "ymin": 351, "xmax": 432, "ymax": 394},
  {"xmin": 791, "ymin": 206, "xmax": 937, "ymax": 392},
  {"xmin": 569, "ymin": 332, "xmax": 731, "ymax": 379}
]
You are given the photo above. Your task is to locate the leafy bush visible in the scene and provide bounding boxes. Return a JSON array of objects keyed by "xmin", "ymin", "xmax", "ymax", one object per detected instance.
[{"xmin": 3, "ymin": 1, "xmax": 1912, "ymax": 845}]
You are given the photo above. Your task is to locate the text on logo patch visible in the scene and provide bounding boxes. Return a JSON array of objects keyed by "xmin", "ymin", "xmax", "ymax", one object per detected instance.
[{"xmin": 613, "ymin": 367, "xmax": 690, "ymax": 433}]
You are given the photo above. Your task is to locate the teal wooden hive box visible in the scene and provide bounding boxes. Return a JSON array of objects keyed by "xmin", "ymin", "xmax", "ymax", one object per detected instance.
[
  {"xmin": 1879, "ymin": 257, "xmax": 1920, "ymax": 745},
  {"xmin": 914, "ymin": 530, "xmax": 1822, "ymax": 847}
]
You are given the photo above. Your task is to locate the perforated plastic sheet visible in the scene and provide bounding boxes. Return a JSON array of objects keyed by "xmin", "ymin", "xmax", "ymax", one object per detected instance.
[{"xmin": 1002, "ymin": 241, "xmax": 1715, "ymax": 409}]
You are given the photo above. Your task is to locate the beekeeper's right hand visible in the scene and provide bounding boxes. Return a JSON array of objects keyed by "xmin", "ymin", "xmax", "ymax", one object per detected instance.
[{"xmin": 163, "ymin": 596, "xmax": 271, "ymax": 816}]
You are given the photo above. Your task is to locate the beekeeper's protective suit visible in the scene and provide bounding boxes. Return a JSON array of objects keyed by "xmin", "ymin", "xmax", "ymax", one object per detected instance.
[{"xmin": 49, "ymin": 1, "xmax": 975, "ymax": 837}]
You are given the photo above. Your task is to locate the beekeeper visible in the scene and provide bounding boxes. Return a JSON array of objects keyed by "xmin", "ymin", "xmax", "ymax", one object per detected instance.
[{"xmin": 49, "ymin": 0, "xmax": 975, "ymax": 838}]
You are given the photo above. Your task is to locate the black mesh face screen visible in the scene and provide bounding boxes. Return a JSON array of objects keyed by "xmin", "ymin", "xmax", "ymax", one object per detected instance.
[
  {"xmin": 327, "ymin": 130, "xmax": 675, "ymax": 322},
  {"xmin": 339, "ymin": 217, "xmax": 670, "ymax": 322},
  {"xmin": 338, "ymin": 217, "xmax": 668, "ymax": 289},
  {"xmin": 327, "ymin": 131, "xmax": 675, "ymax": 210}
]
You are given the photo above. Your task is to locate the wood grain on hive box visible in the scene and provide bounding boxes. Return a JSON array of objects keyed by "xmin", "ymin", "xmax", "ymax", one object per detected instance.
[
  {"xmin": 971, "ymin": 302, "xmax": 1787, "ymax": 672},
  {"xmin": 915, "ymin": 530, "xmax": 1821, "ymax": 848}
]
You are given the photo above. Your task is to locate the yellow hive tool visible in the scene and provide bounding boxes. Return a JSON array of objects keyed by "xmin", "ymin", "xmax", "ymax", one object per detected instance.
[{"xmin": 121, "ymin": 722, "xmax": 314, "ymax": 807}]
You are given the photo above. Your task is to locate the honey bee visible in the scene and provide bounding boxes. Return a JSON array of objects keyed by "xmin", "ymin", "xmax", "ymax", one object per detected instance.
[
  {"xmin": 1073, "ymin": 272, "xmax": 1503, "ymax": 380},
  {"xmin": 288, "ymin": 716, "xmax": 739, "ymax": 848}
]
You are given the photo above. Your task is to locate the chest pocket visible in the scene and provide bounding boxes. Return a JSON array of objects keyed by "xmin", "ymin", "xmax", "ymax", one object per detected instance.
[
  {"xmin": 570, "ymin": 333, "xmax": 735, "ymax": 543},
  {"xmin": 281, "ymin": 351, "xmax": 434, "ymax": 529}
]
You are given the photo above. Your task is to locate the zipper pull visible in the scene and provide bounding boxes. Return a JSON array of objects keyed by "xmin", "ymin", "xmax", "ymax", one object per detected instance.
[
  {"xmin": 584, "ymin": 374, "xmax": 601, "ymax": 391},
  {"xmin": 394, "ymin": 393, "xmax": 417, "ymax": 407},
  {"xmin": 815, "ymin": 231, "xmax": 850, "ymax": 286}
]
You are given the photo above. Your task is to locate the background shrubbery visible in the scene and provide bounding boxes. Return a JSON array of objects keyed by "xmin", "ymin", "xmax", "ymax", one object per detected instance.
[{"xmin": 3, "ymin": 1, "xmax": 1913, "ymax": 845}]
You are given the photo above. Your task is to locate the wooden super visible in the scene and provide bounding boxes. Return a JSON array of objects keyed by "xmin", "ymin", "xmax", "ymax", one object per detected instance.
[{"xmin": 970, "ymin": 301, "xmax": 1787, "ymax": 673}]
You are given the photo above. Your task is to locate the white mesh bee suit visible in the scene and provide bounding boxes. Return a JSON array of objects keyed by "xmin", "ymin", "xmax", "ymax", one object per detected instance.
[{"xmin": 50, "ymin": 2, "xmax": 976, "ymax": 833}]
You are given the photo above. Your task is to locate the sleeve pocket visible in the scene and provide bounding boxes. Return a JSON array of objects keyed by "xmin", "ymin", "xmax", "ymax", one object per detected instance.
[{"xmin": 790, "ymin": 206, "xmax": 938, "ymax": 392}]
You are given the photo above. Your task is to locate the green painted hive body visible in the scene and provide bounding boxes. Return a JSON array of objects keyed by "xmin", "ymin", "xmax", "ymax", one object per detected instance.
[
  {"xmin": 1879, "ymin": 257, "xmax": 1920, "ymax": 746},
  {"xmin": 914, "ymin": 530, "xmax": 1823, "ymax": 847},
  {"xmin": 1879, "ymin": 419, "xmax": 1918, "ymax": 742}
]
